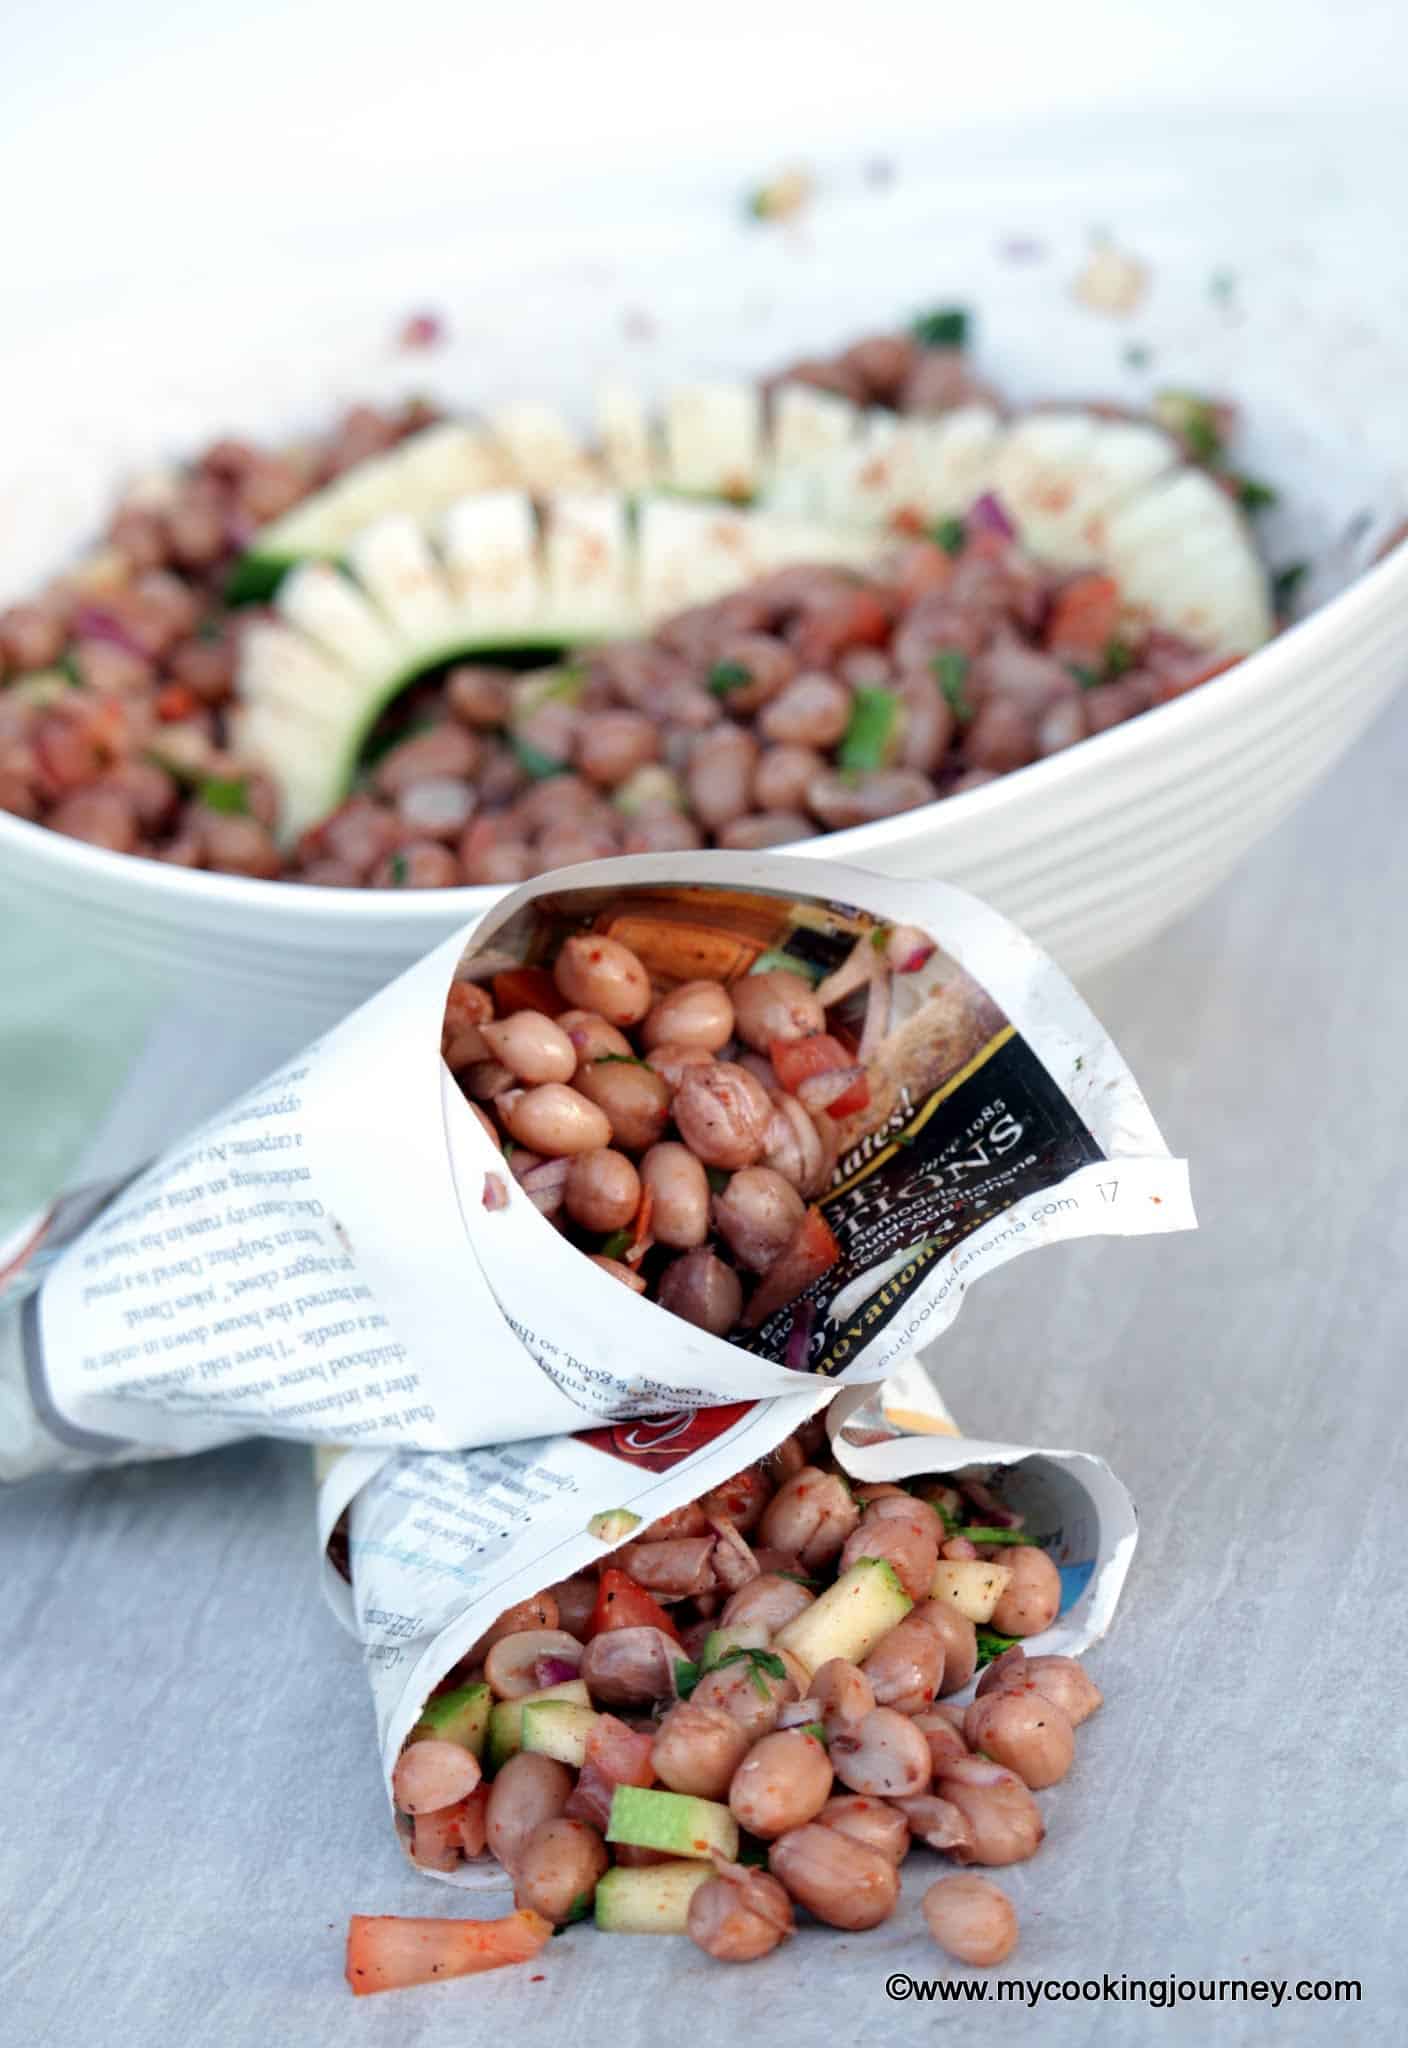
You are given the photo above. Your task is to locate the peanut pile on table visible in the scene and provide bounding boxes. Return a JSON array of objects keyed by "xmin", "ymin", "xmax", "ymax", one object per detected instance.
[{"xmin": 347, "ymin": 1418, "xmax": 1101, "ymax": 1993}]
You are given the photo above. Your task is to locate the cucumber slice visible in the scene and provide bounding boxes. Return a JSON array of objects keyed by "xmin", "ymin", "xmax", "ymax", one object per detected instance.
[
  {"xmin": 929, "ymin": 1559, "xmax": 1014, "ymax": 1625},
  {"xmin": 345, "ymin": 514, "xmax": 455, "ymax": 643},
  {"xmin": 768, "ymin": 383, "xmax": 863, "ymax": 476},
  {"xmin": 412, "ymin": 1682, "xmax": 492, "ymax": 1758},
  {"xmin": 227, "ymin": 423, "xmax": 504, "ymax": 602},
  {"xmin": 541, "ymin": 493, "xmax": 632, "ymax": 634},
  {"xmin": 439, "ymin": 490, "xmax": 544, "ymax": 630},
  {"xmin": 519, "ymin": 1700, "xmax": 599, "ymax": 1768},
  {"xmin": 236, "ymin": 490, "xmax": 885, "ymax": 840},
  {"xmin": 486, "ymin": 1679, "xmax": 591, "ymax": 1772},
  {"xmin": 987, "ymin": 412, "xmax": 1176, "ymax": 568},
  {"xmin": 594, "ymin": 1861, "xmax": 714, "ymax": 1935},
  {"xmin": 1102, "ymin": 467, "xmax": 1273, "ymax": 654},
  {"xmin": 596, "ymin": 385, "xmax": 657, "ymax": 492},
  {"xmin": 774, "ymin": 1558, "xmax": 912, "ymax": 1676},
  {"xmin": 663, "ymin": 383, "xmax": 763, "ymax": 500},
  {"xmin": 606, "ymin": 1786, "xmax": 739, "ymax": 1862},
  {"xmin": 488, "ymin": 402, "xmax": 600, "ymax": 493}
]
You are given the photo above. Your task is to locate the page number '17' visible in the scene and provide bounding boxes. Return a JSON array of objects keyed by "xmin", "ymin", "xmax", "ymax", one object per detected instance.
[{"xmin": 1097, "ymin": 1180, "xmax": 1120, "ymax": 1204}]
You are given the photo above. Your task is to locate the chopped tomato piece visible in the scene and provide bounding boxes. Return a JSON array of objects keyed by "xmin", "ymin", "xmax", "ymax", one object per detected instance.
[
  {"xmin": 769, "ymin": 1033, "xmax": 852, "ymax": 1095},
  {"xmin": 490, "ymin": 966, "xmax": 565, "ymax": 1017},
  {"xmin": 585, "ymin": 1712, "xmax": 656, "ymax": 1787},
  {"xmin": 1044, "ymin": 574, "xmax": 1122, "ymax": 660},
  {"xmin": 818, "ymin": 1071, "xmax": 871, "ymax": 1120},
  {"xmin": 743, "ymin": 1207, "xmax": 842, "ymax": 1329},
  {"xmin": 345, "ymin": 1910, "xmax": 551, "ymax": 1996},
  {"xmin": 154, "ymin": 682, "xmax": 198, "ymax": 722},
  {"xmin": 789, "ymin": 589, "xmax": 892, "ymax": 667},
  {"xmin": 587, "ymin": 1567, "xmax": 682, "ymax": 1643}
]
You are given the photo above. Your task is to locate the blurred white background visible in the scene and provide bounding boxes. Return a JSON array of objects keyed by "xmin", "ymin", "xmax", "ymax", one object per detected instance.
[{"xmin": 1, "ymin": 0, "xmax": 1402, "ymax": 318}]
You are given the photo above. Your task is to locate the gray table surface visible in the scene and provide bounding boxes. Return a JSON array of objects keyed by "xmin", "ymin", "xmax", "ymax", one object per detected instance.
[{"xmin": 5, "ymin": 693, "xmax": 1407, "ymax": 2048}]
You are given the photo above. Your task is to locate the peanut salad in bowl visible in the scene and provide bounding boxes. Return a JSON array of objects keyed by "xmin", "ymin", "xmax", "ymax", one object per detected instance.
[
  {"xmin": 348, "ymin": 1416, "xmax": 1101, "ymax": 1992},
  {"xmin": 0, "ymin": 311, "xmax": 1281, "ymax": 886}
]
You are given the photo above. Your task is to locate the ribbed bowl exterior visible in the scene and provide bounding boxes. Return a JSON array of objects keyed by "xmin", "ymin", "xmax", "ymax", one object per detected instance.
[{"xmin": 3, "ymin": 544, "xmax": 1405, "ymax": 1037}]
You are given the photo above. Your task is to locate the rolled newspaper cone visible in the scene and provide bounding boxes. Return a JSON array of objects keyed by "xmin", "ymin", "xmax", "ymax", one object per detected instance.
[
  {"xmin": 319, "ymin": 1378, "xmax": 1135, "ymax": 1886},
  {"xmin": 1, "ymin": 851, "xmax": 1193, "ymax": 1478}
]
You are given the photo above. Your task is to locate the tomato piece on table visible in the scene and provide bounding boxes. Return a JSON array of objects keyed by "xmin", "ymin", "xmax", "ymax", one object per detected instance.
[
  {"xmin": 742, "ymin": 1207, "xmax": 842, "ymax": 1329},
  {"xmin": 491, "ymin": 966, "xmax": 565, "ymax": 1017},
  {"xmin": 588, "ymin": 1568, "xmax": 682, "ymax": 1643},
  {"xmin": 345, "ymin": 1909, "xmax": 551, "ymax": 1996},
  {"xmin": 1044, "ymin": 574, "xmax": 1122, "ymax": 660}
]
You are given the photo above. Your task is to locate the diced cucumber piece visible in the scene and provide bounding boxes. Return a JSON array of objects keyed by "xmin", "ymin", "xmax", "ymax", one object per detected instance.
[
  {"xmin": 606, "ymin": 1786, "xmax": 738, "ymax": 1862},
  {"xmin": 929, "ymin": 1559, "xmax": 1014, "ymax": 1625},
  {"xmin": 520, "ymin": 1700, "xmax": 599, "ymax": 1769},
  {"xmin": 588, "ymin": 1508, "xmax": 642, "ymax": 1545},
  {"xmin": 594, "ymin": 1861, "xmax": 714, "ymax": 1935},
  {"xmin": 412, "ymin": 1682, "xmax": 492, "ymax": 1758},
  {"xmin": 487, "ymin": 1680, "xmax": 591, "ymax": 1772},
  {"xmin": 774, "ymin": 1558, "xmax": 912, "ymax": 1675},
  {"xmin": 700, "ymin": 1622, "xmax": 769, "ymax": 1667}
]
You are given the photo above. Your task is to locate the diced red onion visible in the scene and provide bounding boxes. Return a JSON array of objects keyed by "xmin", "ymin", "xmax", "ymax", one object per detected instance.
[
  {"xmin": 966, "ymin": 491, "xmax": 1016, "ymax": 542},
  {"xmin": 782, "ymin": 1300, "xmax": 816, "ymax": 1373},
  {"xmin": 534, "ymin": 1655, "xmax": 581, "ymax": 1688},
  {"xmin": 778, "ymin": 1697, "xmax": 824, "ymax": 1729},
  {"xmin": 958, "ymin": 1475, "xmax": 1022, "ymax": 1528},
  {"xmin": 797, "ymin": 1066, "xmax": 864, "ymax": 1115},
  {"xmin": 70, "ymin": 606, "xmax": 150, "ymax": 659},
  {"xmin": 517, "ymin": 1156, "xmax": 572, "ymax": 1216},
  {"xmin": 481, "ymin": 1172, "xmax": 509, "ymax": 1212},
  {"xmin": 883, "ymin": 924, "xmax": 935, "ymax": 974},
  {"xmin": 941, "ymin": 1535, "xmax": 978, "ymax": 1561},
  {"xmin": 857, "ymin": 962, "xmax": 890, "ymax": 1064},
  {"xmin": 813, "ymin": 935, "xmax": 874, "ymax": 1010}
]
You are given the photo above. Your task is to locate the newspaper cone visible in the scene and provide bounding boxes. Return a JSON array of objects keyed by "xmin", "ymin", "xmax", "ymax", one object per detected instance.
[{"xmin": 2, "ymin": 852, "xmax": 1192, "ymax": 1479}]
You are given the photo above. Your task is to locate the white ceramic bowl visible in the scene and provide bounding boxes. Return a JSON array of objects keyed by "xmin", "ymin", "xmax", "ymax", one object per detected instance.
[{"xmin": 3, "ymin": 124, "xmax": 1407, "ymax": 1037}]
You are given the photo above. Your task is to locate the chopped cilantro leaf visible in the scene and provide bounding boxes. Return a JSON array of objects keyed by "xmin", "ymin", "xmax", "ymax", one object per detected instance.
[
  {"xmin": 1272, "ymin": 562, "xmax": 1308, "ymax": 615},
  {"xmin": 57, "ymin": 650, "xmax": 84, "ymax": 688},
  {"xmin": 837, "ymin": 686, "xmax": 899, "ymax": 774},
  {"xmin": 561, "ymin": 1892, "xmax": 592, "ymax": 1925},
  {"xmin": 598, "ymin": 1228, "xmax": 633, "ymax": 1260},
  {"xmin": 798, "ymin": 1722, "xmax": 828, "ymax": 1745},
  {"xmin": 929, "ymin": 515, "xmax": 967, "ymax": 557},
  {"xmin": 708, "ymin": 660, "xmax": 753, "ymax": 699},
  {"xmin": 933, "ymin": 648, "xmax": 973, "ymax": 721},
  {"xmin": 1122, "ymin": 341, "xmax": 1152, "ymax": 371},
  {"xmin": 388, "ymin": 852, "xmax": 410, "ymax": 887},
  {"xmin": 962, "ymin": 1526, "xmax": 1037, "ymax": 1546},
  {"xmin": 511, "ymin": 737, "xmax": 570, "ymax": 780},
  {"xmin": 1234, "ymin": 475, "xmax": 1278, "ymax": 513},
  {"xmin": 1067, "ymin": 662, "xmax": 1100, "ymax": 691},
  {"xmin": 1103, "ymin": 639, "xmax": 1134, "ymax": 679},
  {"xmin": 594, "ymin": 1052, "xmax": 648, "ymax": 1066},
  {"xmin": 712, "ymin": 1646, "xmax": 788, "ymax": 1699},
  {"xmin": 673, "ymin": 1658, "xmax": 701, "ymax": 1700},
  {"xmin": 198, "ymin": 775, "xmax": 250, "ymax": 816},
  {"xmin": 974, "ymin": 1628, "xmax": 1022, "ymax": 1668},
  {"xmin": 911, "ymin": 306, "xmax": 969, "ymax": 349}
]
